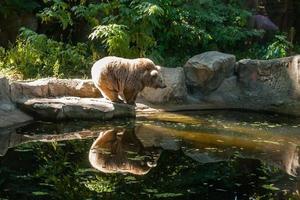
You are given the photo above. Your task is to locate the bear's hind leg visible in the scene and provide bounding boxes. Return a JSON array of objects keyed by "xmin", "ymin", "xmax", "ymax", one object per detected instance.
[{"xmin": 100, "ymin": 87, "xmax": 123, "ymax": 103}]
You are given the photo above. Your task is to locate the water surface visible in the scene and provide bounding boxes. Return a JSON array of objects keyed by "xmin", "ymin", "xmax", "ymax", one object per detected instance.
[{"xmin": 1, "ymin": 111, "xmax": 300, "ymax": 199}]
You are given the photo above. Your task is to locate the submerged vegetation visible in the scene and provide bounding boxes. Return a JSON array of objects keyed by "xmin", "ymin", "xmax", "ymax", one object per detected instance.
[{"xmin": 0, "ymin": 0, "xmax": 299, "ymax": 79}]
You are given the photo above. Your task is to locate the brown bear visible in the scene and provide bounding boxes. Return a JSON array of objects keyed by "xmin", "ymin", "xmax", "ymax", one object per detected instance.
[{"xmin": 91, "ymin": 56, "xmax": 166, "ymax": 105}]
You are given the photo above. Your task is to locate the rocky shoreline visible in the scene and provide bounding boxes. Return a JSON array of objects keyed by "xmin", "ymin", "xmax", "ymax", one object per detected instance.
[{"xmin": 1, "ymin": 51, "xmax": 300, "ymax": 129}]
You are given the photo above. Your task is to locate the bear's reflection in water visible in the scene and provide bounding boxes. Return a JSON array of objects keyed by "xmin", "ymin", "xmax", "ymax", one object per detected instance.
[{"xmin": 89, "ymin": 128, "xmax": 162, "ymax": 175}]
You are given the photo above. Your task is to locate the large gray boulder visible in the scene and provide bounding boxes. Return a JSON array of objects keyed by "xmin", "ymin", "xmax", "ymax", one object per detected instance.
[
  {"xmin": 0, "ymin": 76, "xmax": 32, "ymax": 128},
  {"xmin": 205, "ymin": 56, "xmax": 300, "ymax": 116},
  {"xmin": 0, "ymin": 76, "xmax": 11, "ymax": 103},
  {"xmin": 184, "ymin": 51, "xmax": 236, "ymax": 94},
  {"xmin": 10, "ymin": 78, "xmax": 101, "ymax": 102},
  {"xmin": 17, "ymin": 97, "xmax": 135, "ymax": 121},
  {"xmin": 0, "ymin": 108, "xmax": 33, "ymax": 128},
  {"xmin": 140, "ymin": 67, "xmax": 187, "ymax": 103},
  {"xmin": 0, "ymin": 76, "xmax": 14, "ymax": 111}
]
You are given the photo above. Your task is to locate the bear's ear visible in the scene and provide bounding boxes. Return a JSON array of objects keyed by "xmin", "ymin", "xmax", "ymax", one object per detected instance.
[
  {"xmin": 150, "ymin": 70, "xmax": 158, "ymax": 77},
  {"xmin": 155, "ymin": 65, "xmax": 161, "ymax": 70}
]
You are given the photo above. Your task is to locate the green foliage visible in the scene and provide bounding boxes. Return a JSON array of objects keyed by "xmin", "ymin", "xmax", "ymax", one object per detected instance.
[
  {"xmin": 0, "ymin": 28, "xmax": 92, "ymax": 79},
  {"xmin": 236, "ymin": 33, "xmax": 293, "ymax": 60},
  {"xmin": 37, "ymin": 0, "xmax": 73, "ymax": 30},
  {"xmin": 31, "ymin": 140, "xmax": 97, "ymax": 200},
  {"xmin": 261, "ymin": 184, "xmax": 280, "ymax": 191},
  {"xmin": 85, "ymin": 0, "xmax": 263, "ymax": 65},
  {"xmin": 84, "ymin": 175, "xmax": 117, "ymax": 193},
  {"xmin": 264, "ymin": 35, "xmax": 292, "ymax": 59},
  {"xmin": 89, "ymin": 24, "xmax": 131, "ymax": 56},
  {"xmin": 88, "ymin": 0, "xmax": 164, "ymax": 58},
  {"xmin": 71, "ymin": 3, "xmax": 105, "ymax": 26},
  {"xmin": 32, "ymin": 0, "xmax": 263, "ymax": 67}
]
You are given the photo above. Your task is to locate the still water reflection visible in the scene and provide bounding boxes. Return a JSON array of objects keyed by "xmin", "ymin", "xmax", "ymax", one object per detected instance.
[
  {"xmin": 89, "ymin": 128, "xmax": 161, "ymax": 175},
  {"xmin": 1, "ymin": 111, "xmax": 300, "ymax": 199}
]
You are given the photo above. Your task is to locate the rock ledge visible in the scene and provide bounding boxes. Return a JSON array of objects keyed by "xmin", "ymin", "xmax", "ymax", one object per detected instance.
[{"xmin": 17, "ymin": 97, "xmax": 135, "ymax": 121}]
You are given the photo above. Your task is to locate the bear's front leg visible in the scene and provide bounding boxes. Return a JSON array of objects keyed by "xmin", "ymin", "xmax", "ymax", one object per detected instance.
[
  {"xmin": 127, "ymin": 93, "xmax": 138, "ymax": 105},
  {"xmin": 123, "ymin": 88, "xmax": 138, "ymax": 105}
]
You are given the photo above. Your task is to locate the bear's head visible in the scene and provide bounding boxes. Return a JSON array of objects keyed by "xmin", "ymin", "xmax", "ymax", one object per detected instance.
[{"xmin": 148, "ymin": 66, "xmax": 167, "ymax": 89}]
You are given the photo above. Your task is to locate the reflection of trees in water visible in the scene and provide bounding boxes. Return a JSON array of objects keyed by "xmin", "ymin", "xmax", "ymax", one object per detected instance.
[
  {"xmin": 0, "ymin": 129, "xmax": 29, "ymax": 156},
  {"xmin": 0, "ymin": 127, "xmax": 99, "ymax": 157},
  {"xmin": 183, "ymin": 139, "xmax": 300, "ymax": 177},
  {"xmin": 136, "ymin": 124, "xmax": 300, "ymax": 177},
  {"xmin": 2, "ymin": 122, "xmax": 300, "ymax": 177},
  {"xmin": 89, "ymin": 128, "xmax": 161, "ymax": 175},
  {"xmin": 1, "ymin": 127, "xmax": 300, "ymax": 199}
]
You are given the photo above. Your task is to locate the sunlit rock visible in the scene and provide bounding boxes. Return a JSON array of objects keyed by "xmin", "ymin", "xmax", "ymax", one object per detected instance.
[
  {"xmin": 205, "ymin": 56, "xmax": 300, "ymax": 116},
  {"xmin": 10, "ymin": 78, "xmax": 101, "ymax": 102},
  {"xmin": 184, "ymin": 51, "xmax": 236, "ymax": 95},
  {"xmin": 0, "ymin": 76, "xmax": 32, "ymax": 128},
  {"xmin": 0, "ymin": 76, "xmax": 11, "ymax": 103},
  {"xmin": 17, "ymin": 97, "xmax": 135, "ymax": 121}
]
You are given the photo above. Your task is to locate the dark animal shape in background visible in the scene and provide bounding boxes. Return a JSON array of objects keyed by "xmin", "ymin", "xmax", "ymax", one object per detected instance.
[{"xmin": 250, "ymin": 14, "xmax": 279, "ymax": 31}]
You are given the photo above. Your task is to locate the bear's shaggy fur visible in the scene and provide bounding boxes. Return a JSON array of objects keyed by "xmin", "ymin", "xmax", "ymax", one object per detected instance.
[{"xmin": 91, "ymin": 56, "xmax": 166, "ymax": 105}]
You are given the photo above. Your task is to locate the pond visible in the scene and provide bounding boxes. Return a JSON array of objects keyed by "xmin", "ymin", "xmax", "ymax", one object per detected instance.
[{"xmin": 1, "ymin": 110, "xmax": 300, "ymax": 200}]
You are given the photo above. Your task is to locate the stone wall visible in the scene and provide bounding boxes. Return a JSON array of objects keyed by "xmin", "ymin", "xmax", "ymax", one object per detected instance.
[{"xmin": 184, "ymin": 52, "xmax": 300, "ymax": 116}]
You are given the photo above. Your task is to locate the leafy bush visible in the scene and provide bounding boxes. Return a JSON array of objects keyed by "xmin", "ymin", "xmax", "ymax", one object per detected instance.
[
  {"xmin": 86, "ymin": 0, "xmax": 262, "ymax": 66},
  {"xmin": 37, "ymin": 0, "xmax": 76, "ymax": 30},
  {"xmin": 89, "ymin": 24, "xmax": 131, "ymax": 57},
  {"xmin": 36, "ymin": 0, "xmax": 264, "ymax": 67},
  {"xmin": 236, "ymin": 33, "xmax": 293, "ymax": 60},
  {"xmin": 0, "ymin": 28, "xmax": 92, "ymax": 79},
  {"xmin": 264, "ymin": 35, "xmax": 292, "ymax": 59}
]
